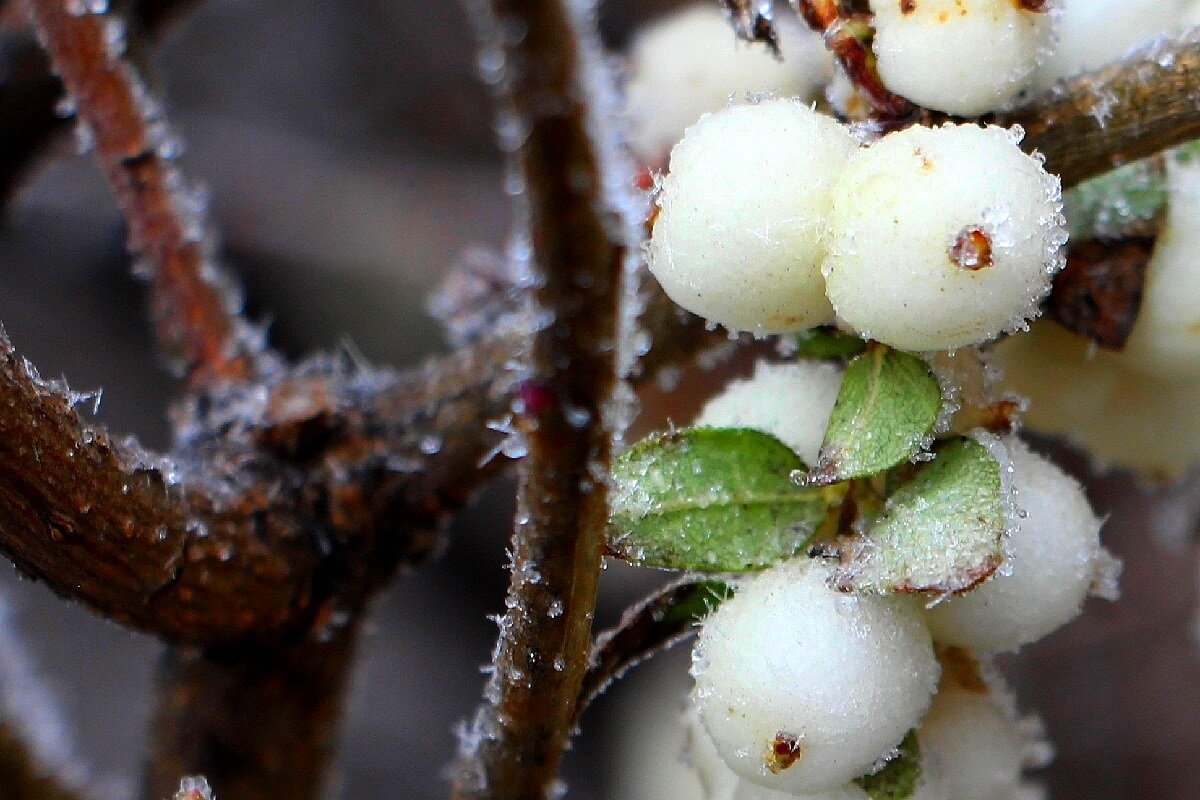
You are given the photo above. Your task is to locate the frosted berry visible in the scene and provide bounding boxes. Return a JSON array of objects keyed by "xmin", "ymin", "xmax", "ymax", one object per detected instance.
[
  {"xmin": 648, "ymin": 100, "xmax": 858, "ymax": 334},
  {"xmin": 692, "ymin": 557, "xmax": 939, "ymax": 794},
  {"xmin": 925, "ymin": 438, "xmax": 1110, "ymax": 652},
  {"xmin": 695, "ymin": 360, "xmax": 844, "ymax": 464},
  {"xmin": 624, "ymin": 5, "xmax": 829, "ymax": 164},
  {"xmin": 870, "ymin": 0, "xmax": 1054, "ymax": 115},
  {"xmin": 823, "ymin": 123, "xmax": 1066, "ymax": 352}
]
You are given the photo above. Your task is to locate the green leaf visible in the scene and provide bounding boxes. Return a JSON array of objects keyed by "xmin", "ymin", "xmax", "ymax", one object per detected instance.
[
  {"xmin": 607, "ymin": 428, "xmax": 836, "ymax": 572},
  {"xmin": 836, "ymin": 437, "xmax": 1006, "ymax": 595},
  {"xmin": 1065, "ymin": 156, "xmax": 1167, "ymax": 241},
  {"xmin": 854, "ymin": 730, "xmax": 922, "ymax": 800},
  {"xmin": 793, "ymin": 326, "xmax": 868, "ymax": 360},
  {"xmin": 798, "ymin": 344, "xmax": 942, "ymax": 488}
]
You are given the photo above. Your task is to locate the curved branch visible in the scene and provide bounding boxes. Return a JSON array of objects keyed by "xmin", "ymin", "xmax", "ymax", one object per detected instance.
[
  {"xmin": 22, "ymin": 0, "xmax": 272, "ymax": 388},
  {"xmin": 449, "ymin": 0, "xmax": 632, "ymax": 793},
  {"xmin": 1008, "ymin": 31, "xmax": 1200, "ymax": 189},
  {"xmin": 0, "ymin": 724, "xmax": 85, "ymax": 800}
]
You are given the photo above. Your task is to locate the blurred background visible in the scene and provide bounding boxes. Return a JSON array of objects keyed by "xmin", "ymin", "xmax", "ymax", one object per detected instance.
[{"xmin": 0, "ymin": 1, "xmax": 1198, "ymax": 798}]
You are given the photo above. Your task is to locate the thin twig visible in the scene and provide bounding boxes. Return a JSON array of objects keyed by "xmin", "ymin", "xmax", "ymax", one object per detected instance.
[
  {"xmin": 790, "ymin": 0, "xmax": 912, "ymax": 118},
  {"xmin": 574, "ymin": 579, "xmax": 728, "ymax": 724},
  {"xmin": 23, "ymin": 0, "xmax": 272, "ymax": 388},
  {"xmin": 721, "ymin": 0, "xmax": 780, "ymax": 56},
  {"xmin": 1007, "ymin": 31, "xmax": 1200, "ymax": 189},
  {"xmin": 450, "ymin": 0, "xmax": 630, "ymax": 795}
]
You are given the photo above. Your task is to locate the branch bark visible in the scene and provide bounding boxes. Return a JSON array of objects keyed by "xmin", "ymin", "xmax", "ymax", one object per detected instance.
[
  {"xmin": 140, "ymin": 628, "xmax": 358, "ymax": 800},
  {"xmin": 449, "ymin": 0, "xmax": 629, "ymax": 795},
  {"xmin": 0, "ymin": 0, "xmax": 203, "ymax": 200},
  {"xmin": 22, "ymin": 0, "xmax": 271, "ymax": 388},
  {"xmin": 1007, "ymin": 31, "xmax": 1200, "ymax": 189}
]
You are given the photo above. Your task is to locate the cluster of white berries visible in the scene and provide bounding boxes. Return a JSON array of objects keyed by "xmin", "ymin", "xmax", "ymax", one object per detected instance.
[
  {"xmin": 647, "ymin": 100, "xmax": 1066, "ymax": 350},
  {"xmin": 683, "ymin": 366, "xmax": 1112, "ymax": 797}
]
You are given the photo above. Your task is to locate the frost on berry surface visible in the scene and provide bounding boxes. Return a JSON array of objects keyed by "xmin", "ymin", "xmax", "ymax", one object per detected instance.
[
  {"xmin": 647, "ymin": 100, "xmax": 858, "ymax": 335},
  {"xmin": 695, "ymin": 359, "xmax": 844, "ymax": 465},
  {"xmin": 1032, "ymin": 0, "xmax": 1191, "ymax": 92},
  {"xmin": 1119, "ymin": 151, "xmax": 1200, "ymax": 380},
  {"xmin": 691, "ymin": 557, "xmax": 939, "ymax": 794},
  {"xmin": 622, "ymin": 5, "xmax": 830, "ymax": 165},
  {"xmin": 869, "ymin": 0, "xmax": 1054, "ymax": 116},
  {"xmin": 918, "ymin": 680, "xmax": 1026, "ymax": 800},
  {"xmin": 924, "ymin": 438, "xmax": 1112, "ymax": 652},
  {"xmin": 822, "ymin": 124, "xmax": 1067, "ymax": 352}
]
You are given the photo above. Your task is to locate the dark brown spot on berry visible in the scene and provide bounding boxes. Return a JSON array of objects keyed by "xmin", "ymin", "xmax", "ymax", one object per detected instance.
[
  {"xmin": 1015, "ymin": 0, "xmax": 1052, "ymax": 11},
  {"xmin": 950, "ymin": 226, "xmax": 994, "ymax": 271},
  {"xmin": 765, "ymin": 731, "xmax": 805, "ymax": 773},
  {"xmin": 900, "ymin": 0, "xmax": 916, "ymax": 13}
]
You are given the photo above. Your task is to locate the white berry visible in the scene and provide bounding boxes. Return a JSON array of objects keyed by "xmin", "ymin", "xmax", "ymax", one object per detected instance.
[
  {"xmin": 823, "ymin": 123, "xmax": 1066, "ymax": 351},
  {"xmin": 648, "ymin": 100, "xmax": 858, "ymax": 334},
  {"xmin": 925, "ymin": 438, "xmax": 1108, "ymax": 653},
  {"xmin": 695, "ymin": 359, "xmax": 844, "ymax": 464},
  {"xmin": 919, "ymin": 684, "xmax": 1025, "ymax": 800},
  {"xmin": 1118, "ymin": 153, "xmax": 1200, "ymax": 380},
  {"xmin": 870, "ymin": 0, "xmax": 1053, "ymax": 116},
  {"xmin": 624, "ymin": 5, "xmax": 830, "ymax": 165},
  {"xmin": 692, "ymin": 557, "xmax": 939, "ymax": 794}
]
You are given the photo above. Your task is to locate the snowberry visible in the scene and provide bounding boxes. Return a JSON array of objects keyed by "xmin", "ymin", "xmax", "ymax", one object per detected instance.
[
  {"xmin": 1118, "ymin": 154, "xmax": 1200, "ymax": 380},
  {"xmin": 695, "ymin": 360, "xmax": 844, "ymax": 464},
  {"xmin": 869, "ymin": 0, "xmax": 1053, "ymax": 115},
  {"xmin": 919, "ymin": 683, "xmax": 1026, "ymax": 800},
  {"xmin": 1033, "ymin": 0, "xmax": 1189, "ymax": 92},
  {"xmin": 624, "ymin": 5, "xmax": 830, "ymax": 165},
  {"xmin": 996, "ymin": 322, "xmax": 1200, "ymax": 480},
  {"xmin": 823, "ymin": 123, "xmax": 1066, "ymax": 352},
  {"xmin": 692, "ymin": 557, "xmax": 939, "ymax": 794},
  {"xmin": 647, "ymin": 100, "xmax": 858, "ymax": 334},
  {"xmin": 925, "ymin": 438, "xmax": 1109, "ymax": 653},
  {"xmin": 992, "ymin": 320, "xmax": 1119, "ymax": 435}
]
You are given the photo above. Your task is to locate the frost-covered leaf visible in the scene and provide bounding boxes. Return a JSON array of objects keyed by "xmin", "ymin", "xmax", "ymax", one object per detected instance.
[
  {"xmin": 1065, "ymin": 156, "xmax": 1166, "ymax": 241},
  {"xmin": 836, "ymin": 437, "xmax": 1005, "ymax": 595},
  {"xmin": 793, "ymin": 326, "xmax": 868, "ymax": 360},
  {"xmin": 799, "ymin": 344, "xmax": 941, "ymax": 488},
  {"xmin": 854, "ymin": 729, "xmax": 922, "ymax": 800},
  {"xmin": 607, "ymin": 428, "xmax": 834, "ymax": 572}
]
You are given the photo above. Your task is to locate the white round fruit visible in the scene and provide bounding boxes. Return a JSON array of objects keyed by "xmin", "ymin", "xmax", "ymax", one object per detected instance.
[
  {"xmin": 692, "ymin": 557, "xmax": 940, "ymax": 794},
  {"xmin": 695, "ymin": 359, "xmax": 844, "ymax": 464},
  {"xmin": 822, "ymin": 123, "xmax": 1066, "ymax": 351},
  {"xmin": 870, "ymin": 0, "xmax": 1053, "ymax": 115},
  {"xmin": 919, "ymin": 685, "xmax": 1025, "ymax": 800},
  {"xmin": 992, "ymin": 320, "xmax": 1119, "ymax": 435},
  {"xmin": 1118, "ymin": 153, "xmax": 1200, "ymax": 380},
  {"xmin": 732, "ymin": 781, "xmax": 869, "ymax": 800},
  {"xmin": 1033, "ymin": 0, "xmax": 1189, "ymax": 92},
  {"xmin": 624, "ymin": 5, "xmax": 830, "ymax": 164},
  {"xmin": 925, "ymin": 438, "xmax": 1107, "ymax": 652},
  {"xmin": 648, "ymin": 100, "xmax": 858, "ymax": 334}
]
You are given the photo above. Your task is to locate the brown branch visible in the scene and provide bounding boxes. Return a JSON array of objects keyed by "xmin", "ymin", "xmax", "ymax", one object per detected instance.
[
  {"xmin": 1007, "ymin": 30, "xmax": 1200, "ymax": 189},
  {"xmin": 23, "ymin": 0, "xmax": 271, "ymax": 388},
  {"xmin": 1046, "ymin": 238, "xmax": 1152, "ymax": 349},
  {"xmin": 790, "ymin": 0, "xmax": 912, "ymax": 118},
  {"xmin": 0, "ymin": 723, "xmax": 85, "ymax": 800},
  {"xmin": 449, "ymin": 0, "xmax": 629, "ymax": 795},
  {"xmin": 140, "ymin": 628, "xmax": 357, "ymax": 800},
  {"xmin": 721, "ymin": 0, "xmax": 781, "ymax": 56},
  {"xmin": 0, "ymin": 0, "xmax": 203, "ymax": 201}
]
